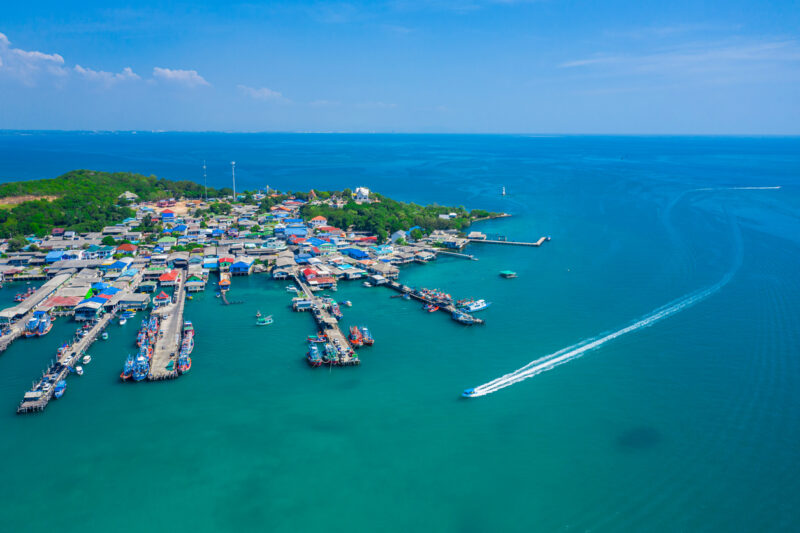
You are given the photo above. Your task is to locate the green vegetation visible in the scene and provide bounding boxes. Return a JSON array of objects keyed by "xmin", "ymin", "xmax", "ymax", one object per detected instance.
[
  {"xmin": 300, "ymin": 192, "xmax": 497, "ymax": 242},
  {"xmin": 0, "ymin": 169, "xmax": 223, "ymax": 238}
]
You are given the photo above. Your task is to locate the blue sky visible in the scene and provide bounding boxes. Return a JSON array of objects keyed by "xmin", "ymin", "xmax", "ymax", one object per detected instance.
[{"xmin": 1, "ymin": 1, "xmax": 798, "ymax": 133}]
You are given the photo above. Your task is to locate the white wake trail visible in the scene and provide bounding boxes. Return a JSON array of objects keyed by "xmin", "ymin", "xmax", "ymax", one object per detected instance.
[{"xmin": 464, "ymin": 186, "xmax": 764, "ymax": 398}]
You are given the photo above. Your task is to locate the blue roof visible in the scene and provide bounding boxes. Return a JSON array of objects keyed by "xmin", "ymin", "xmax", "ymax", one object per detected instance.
[
  {"xmin": 284, "ymin": 218, "xmax": 303, "ymax": 224},
  {"xmin": 46, "ymin": 250, "xmax": 64, "ymax": 260},
  {"xmin": 110, "ymin": 261, "xmax": 128, "ymax": 269},
  {"xmin": 173, "ymin": 224, "xmax": 187, "ymax": 232},
  {"xmin": 212, "ymin": 229, "xmax": 225, "ymax": 235},
  {"xmin": 101, "ymin": 286, "xmax": 121, "ymax": 295},
  {"xmin": 161, "ymin": 211, "xmax": 175, "ymax": 217},
  {"xmin": 92, "ymin": 282, "xmax": 109, "ymax": 290}
]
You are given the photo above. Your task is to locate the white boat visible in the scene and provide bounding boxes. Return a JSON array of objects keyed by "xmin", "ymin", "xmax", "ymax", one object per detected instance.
[
  {"xmin": 119, "ymin": 317, "xmax": 127, "ymax": 325},
  {"xmin": 286, "ymin": 286, "xmax": 299, "ymax": 293},
  {"xmin": 460, "ymin": 299, "xmax": 491, "ymax": 313},
  {"xmin": 82, "ymin": 355, "xmax": 92, "ymax": 364},
  {"xmin": 75, "ymin": 366, "xmax": 84, "ymax": 376}
]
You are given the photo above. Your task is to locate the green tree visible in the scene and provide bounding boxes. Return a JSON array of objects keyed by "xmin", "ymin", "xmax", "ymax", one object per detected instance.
[
  {"xmin": 7, "ymin": 236, "xmax": 27, "ymax": 252},
  {"xmin": 101, "ymin": 236, "xmax": 117, "ymax": 246}
]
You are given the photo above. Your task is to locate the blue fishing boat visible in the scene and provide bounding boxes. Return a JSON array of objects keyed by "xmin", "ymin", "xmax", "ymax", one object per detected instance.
[
  {"xmin": 462, "ymin": 388, "xmax": 476, "ymax": 398},
  {"xmin": 452, "ymin": 311, "xmax": 480, "ymax": 325},
  {"xmin": 306, "ymin": 342, "xmax": 323, "ymax": 367},
  {"xmin": 360, "ymin": 327, "xmax": 374, "ymax": 346},
  {"xmin": 53, "ymin": 380, "xmax": 67, "ymax": 399},
  {"xmin": 330, "ymin": 302, "xmax": 343, "ymax": 320},
  {"xmin": 24, "ymin": 312, "xmax": 42, "ymax": 338},
  {"xmin": 35, "ymin": 312, "xmax": 53, "ymax": 336},
  {"xmin": 120, "ymin": 353, "xmax": 135, "ymax": 381},
  {"xmin": 132, "ymin": 354, "xmax": 150, "ymax": 381},
  {"xmin": 322, "ymin": 343, "xmax": 338, "ymax": 364}
]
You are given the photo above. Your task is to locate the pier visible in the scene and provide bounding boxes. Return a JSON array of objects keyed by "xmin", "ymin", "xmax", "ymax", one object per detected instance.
[
  {"xmin": 467, "ymin": 236, "xmax": 551, "ymax": 247},
  {"xmin": 291, "ymin": 275, "xmax": 360, "ymax": 366},
  {"xmin": 16, "ymin": 313, "xmax": 114, "ymax": 414},
  {"xmin": 381, "ymin": 280, "xmax": 485, "ymax": 325},
  {"xmin": 148, "ymin": 273, "xmax": 186, "ymax": 380}
]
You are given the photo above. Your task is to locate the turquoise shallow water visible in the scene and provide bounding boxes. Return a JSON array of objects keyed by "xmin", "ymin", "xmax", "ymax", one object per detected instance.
[{"xmin": 0, "ymin": 134, "xmax": 799, "ymax": 532}]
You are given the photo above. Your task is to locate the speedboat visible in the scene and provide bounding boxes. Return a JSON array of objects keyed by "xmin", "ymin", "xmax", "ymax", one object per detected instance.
[
  {"xmin": 256, "ymin": 315, "xmax": 273, "ymax": 326},
  {"xmin": 256, "ymin": 310, "xmax": 262, "ymax": 318},
  {"xmin": 101, "ymin": 332, "xmax": 109, "ymax": 340},
  {"xmin": 462, "ymin": 388, "xmax": 476, "ymax": 398},
  {"xmin": 119, "ymin": 317, "xmax": 127, "ymax": 325},
  {"xmin": 76, "ymin": 366, "xmax": 84, "ymax": 376},
  {"xmin": 82, "ymin": 355, "xmax": 92, "ymax": 364},
  {"xmin": 53, "ymin": 380, "xmax": 67, "ymax": 399},
  {"xmin": 286, "ymin": 286, "xmax": 299, "ymax": 293}
]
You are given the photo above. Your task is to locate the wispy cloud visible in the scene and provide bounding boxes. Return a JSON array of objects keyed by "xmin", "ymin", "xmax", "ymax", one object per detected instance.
[
  {"xmin": 152, "ymin": 67, "xmax": 209, "ymax": 87},
  {"xmin": 355, "ymin": 101, "xmax": 398, "ymax": 109},
  {"xmin": 74, "ymin": 65, "xmax": 140, "ymax": 86},
  {"xmin": 559, "ymin": 39, "xmax": 800, "ymax": 74},
  {"xmin": 0, "ymin": 32, "xmax": 68, "ymax": 85},
  {"xmin": 238, "ymin": 84, "xmax": 289, "ymax": 102},
  {"xmin": 309, "ymin": 99, "xmax": 342, "ymax": 107}
]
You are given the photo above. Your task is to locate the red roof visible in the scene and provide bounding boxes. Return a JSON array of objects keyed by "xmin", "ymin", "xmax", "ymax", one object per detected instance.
[
  {"xmin": 117, "ymin": 243, "xmax": 138, "ymax": 252},
  {"xmin": 302, "ymin": 268, "xmax": 318, "ymax": 278},
  {"xmin": 310, "ymin": 276, "xmax": 336, "ymax": 285},
  {"xmin": 159, "ymin": 270, "xmax": 179, "ymax": 282},
  {"xmin": 219, "ymin": 257, "xmax": 234, "ymax": 263},
  {"xmin": 162, "ymin": 209, "xmax": 175, "ymax": 214},
  {"xmin": 310, "ymin": 216, "xmax": 327, "ymax": 222},
  {"xmin": 318, "ymin": 226, "xmax": 343, "ymax": 233},
  {"xmin": 41, "ymin": 295, "xmax": 82, "ymax": 309},
  {"xmin": 155, "ymin": 291, "xmax": 170, "ymax": 300}
]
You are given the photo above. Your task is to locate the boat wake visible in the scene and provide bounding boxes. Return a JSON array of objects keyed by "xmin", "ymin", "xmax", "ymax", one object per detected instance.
[{"xmin": 463, "ymin": 186, "xmax": 775, "ymax": 398}]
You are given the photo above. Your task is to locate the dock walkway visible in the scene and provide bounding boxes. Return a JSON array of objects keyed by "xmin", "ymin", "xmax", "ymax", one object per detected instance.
[
  {"xmin": 292, "ymin": 275, "xmax": 360, "ymax": 366},
  {"xmin": 382, "ymin": 280, "xmax": 485, "ymax": 325},
  {"xmin": 148, "ymin": 273, "xmax": 186, "ymax": 380},
  {"xmin": 467, "ymin": 236, "xmax": 551, "ymax": 247}
]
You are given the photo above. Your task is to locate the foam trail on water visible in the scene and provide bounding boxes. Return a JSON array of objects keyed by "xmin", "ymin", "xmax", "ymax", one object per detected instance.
[{"xmin": 465, "ymin": 187, "xmax": 761, "ymax": 398}]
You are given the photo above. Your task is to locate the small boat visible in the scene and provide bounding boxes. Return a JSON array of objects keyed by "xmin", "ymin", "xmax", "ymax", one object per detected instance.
[
  {"xmin": 360, "ymin": 327, "xmax": 374, "ymax": 346},
  {"xmin": 82, "ymin": 355, "xmax": 92, "ymax": 364},
  {"xmin": 256, "ymin": 315, "xmax": 273, "ymax": 326},
  {"xmin": 286, "ymin": 286, "xmax": 299, "ymax": 293},
  {"xmin": 187, "ymin": 295, "xmax": 193, "ymax": 300},
  {"xmin": 331, "ymin": 303, "xmax": 343, "ymax": 320},
  {"xmin": 452, "ymin": 311, "xmax": 479, "ymax": 325},
  {"xmin": 340, "ymin": 300, "xmax": 352, "ymax": 307},
  {"xmin": 119, "ymin": 317, "xmax": 127, "ymax": 325},
  {"xmin": 53, "ymin": 380, "xmax": 67, "ymax": 399},
  {"xmin": 132, "ymin": 354, "xmax": 150, "ymax": 381},
  {"xmin": 101, "ymin": 332, "xmax": 109, "ymax": 340},
  {"xmin": 120, "ymin": 353, "xmax": 135, "ymax": 380},
  {"xmin": 256, "ymin": 310, "xmax": 262, "ymax": 318},
  {"xmin": 75, "ymin": 366, "xmax": 84, "ymax": 376},
  {"xmin": 462, "ymin": 388, "xmax": 476, "ymax": 398},
  {"xmin": 362, "ymin": 281, "xmax": 373, "ymax": 288},
  {"xmin": 349, "ymin": 326, "xmax": 363, "ymax": 347},
  {"xmin": 215, "ymin": 292, "xmax": 221, "ymax": 298},
  {"xmin": 423, "ymin": 303, "xmax": 439, "ymax": 313},
  {"xmin": 402, "ymin": 293, "xmax": 410, "ymax": 300},
  {"xmin": 499, "ymin": 270, "xmax": 517, "ymax": 279},
  {"xmin": 307, "ymin": 332, "xmax": 326, "ymax": 342}
]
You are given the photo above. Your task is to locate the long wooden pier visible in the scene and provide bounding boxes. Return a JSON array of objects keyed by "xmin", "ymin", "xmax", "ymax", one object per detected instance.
[
  {"xmin": 467, "ymin": 236, "xmax": 551, "ymax": 247},
  {"xmin": 148, "ymin": 273, "xmax": 186, "ymax": 381},
  {"xmin": 382, "ymin": 280, "xmax": 485, "ymax": 325}
]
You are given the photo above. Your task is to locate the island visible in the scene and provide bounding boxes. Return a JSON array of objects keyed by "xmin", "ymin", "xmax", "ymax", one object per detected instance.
[{"xmin": 0, "ymin": 170, "xmax": 546, "ymax": 414}]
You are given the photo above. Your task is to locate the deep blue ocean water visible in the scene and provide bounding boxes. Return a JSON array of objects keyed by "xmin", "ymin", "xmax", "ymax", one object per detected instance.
[{"xmin": 0, "ymin": 132, "xmax": 798, "ymax": 532}]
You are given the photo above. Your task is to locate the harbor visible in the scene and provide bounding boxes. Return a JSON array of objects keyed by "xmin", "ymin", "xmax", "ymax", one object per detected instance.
[{"xmin": 148, "ymin": 273, "xmax": 187, "ymax": 380}]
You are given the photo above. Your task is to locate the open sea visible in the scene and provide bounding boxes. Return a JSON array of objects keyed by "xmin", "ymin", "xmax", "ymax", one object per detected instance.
[{"xmin": 0, "ymin": 132, "xmax": 798, "ymax": 532}]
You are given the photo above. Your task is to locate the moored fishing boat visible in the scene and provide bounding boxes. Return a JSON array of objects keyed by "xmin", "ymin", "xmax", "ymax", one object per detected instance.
[
  {"xmin": 178, "ymin": 352, "xmax": 192, "ymax": 374},
  {"xmin": 452, "ymin": 311, "xmax": 479, "ymax": 325},
  {"xmin": 120, "ymin": 353, "xmax": 134, "ymax": 380},
  {"xmin": 24, "ymin": 312, "xmax": 43, "ymax": 338},
  {"xmin": 331, "ymin": 302, "xmax": 343, "ymax": 320},
  {"xmin": 423, "ymin": 303, "xmax": 439, "ymax": 313},
  {"xmin": 53, "ymin": 380, "xmax": 67, "ymax": 399},
  {"xmin": 256, "ymin": 315, "xmax": 273, "ymax": 326},
  {"xmin": 82, "ymin": 354, "xmax": 92, "ymax": 364},
  {"xmin": 307, "ymin": 332, "xmax": 327, "ymax": 342},
  {"xmin": 322, "ymin": 343, "xmax": 338, "ymax": 364},
  {"xmin": 35, "ymin": 312, "xmax": 53, "ymax": 336},
  {"xmin": 132, "ymin": 353, "xmax": 150, "ymax": 381},
  {"xmin": 360, "ymin": 327, "xmax": 374, "ymax": 346},
  {"xmin": 349, "ymin": 326, "xmax": 364, "ymax": 347},
  {"xmin": 306, "ymin": 342, "xmax": 323, "ymax": 367},
  {"xmin": 459, "ymin": 299, "xmax": 491, "ymax": 313}
]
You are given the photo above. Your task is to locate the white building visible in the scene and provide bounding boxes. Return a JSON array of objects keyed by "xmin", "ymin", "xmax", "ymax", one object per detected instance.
[{"xmin": 355, "ymin": 187, "xmax": 370, "ymax": 201}]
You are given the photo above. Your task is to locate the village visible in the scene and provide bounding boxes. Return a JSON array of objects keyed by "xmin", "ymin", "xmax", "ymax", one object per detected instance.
[{"xmin": 0, "ymin": 186, "xmax": 541, "ymax": 414}]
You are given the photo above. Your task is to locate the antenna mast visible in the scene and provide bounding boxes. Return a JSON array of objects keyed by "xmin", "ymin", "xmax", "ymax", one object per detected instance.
[
  {"xmin": 231, "ymin": 161, "xmax": 236, "ymax": 202},
  {"xmin": 203, "ymin": 160, "xmax": 207, "ymax": 202}
]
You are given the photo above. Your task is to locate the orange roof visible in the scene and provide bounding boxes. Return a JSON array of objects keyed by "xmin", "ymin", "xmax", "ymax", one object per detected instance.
[
  {"xmin": 117, "ymin": 243, "xmax": 137, "ymax": 252},
  {"xmin": 310, "ymin": 216, "xmax": 327, "ymax": 222},
  {"xmin": 159, "ymin": 270, "xmax": 179, "ymax": 282}
]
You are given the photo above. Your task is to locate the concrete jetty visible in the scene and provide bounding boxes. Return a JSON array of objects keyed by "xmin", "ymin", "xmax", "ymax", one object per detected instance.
[
  {"xmin": 148, "ymin": 273, "xmax": 186, "ymax": 380},
  {"xmin": 467, "ymin": 236, "xmax": 551, "ymax": 247},
  {"xmin": 291, "ymin": 275, "xmax": 360, "ymax": 366}
]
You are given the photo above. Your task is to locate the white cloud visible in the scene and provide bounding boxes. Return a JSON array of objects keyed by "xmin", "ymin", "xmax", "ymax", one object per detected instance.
[
  {"xmin": 309, "ymin": 99, "xmax": 342, "ymax": 107},
  {"xmin": 238, "ymin": 84, "xmax": 288, "ymax": 102},
  {"xmin": 0, "ymin": 31, "xmax": 68, "ymax": 85},
  {"xmin": 74, "ymin": 65, "xmax": 140, "ymax": 86},
  {"xmin": 153, "ymin": 67, "xmax": 209, "ymax": 87}
]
